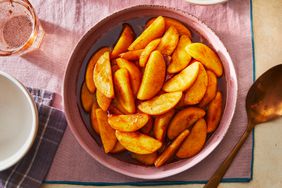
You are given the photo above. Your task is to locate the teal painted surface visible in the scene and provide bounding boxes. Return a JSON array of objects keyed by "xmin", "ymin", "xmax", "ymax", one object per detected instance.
[
  {"xmin": 43, "ymin": 177, "xmax": 251, "ymax": 186},
  {"xmin": 250, "ymin": 0, "xmax": 256, "ymax": 181}
]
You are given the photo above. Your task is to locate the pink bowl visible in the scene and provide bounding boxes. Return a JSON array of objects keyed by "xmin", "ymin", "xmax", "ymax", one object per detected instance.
[{"xmin": 63, "ymin": 5, "xmax": 238, "ymax": 179}]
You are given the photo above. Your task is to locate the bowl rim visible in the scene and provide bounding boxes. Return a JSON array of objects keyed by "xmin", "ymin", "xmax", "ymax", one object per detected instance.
[
  {"xmin": 0, "ymin": 71, "xmax": 38, "ymax": 171},
  {"xmin": 63, "ymin": 4, "xmax": 238, "ymax": 179},
  {"xmin": 185, "ymin": 0, "xmax": 228, "ymax": 5}
]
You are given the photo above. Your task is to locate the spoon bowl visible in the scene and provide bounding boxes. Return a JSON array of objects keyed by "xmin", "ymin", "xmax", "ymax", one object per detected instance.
[
  {"xmin": 205, "ymin": 64, "xmax": 282, "ymax": 188},
  {"xmin": 246, "ymin": 64, "xmax": 282, "ymax": 124}
]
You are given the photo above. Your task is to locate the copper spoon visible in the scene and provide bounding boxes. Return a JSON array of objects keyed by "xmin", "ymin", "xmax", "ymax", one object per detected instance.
[{"xmin": 204, "ymin": 64, "xmax": 282, "ymax": 188}]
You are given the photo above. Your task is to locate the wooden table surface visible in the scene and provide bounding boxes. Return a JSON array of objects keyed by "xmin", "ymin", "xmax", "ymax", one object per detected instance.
[{"xmin": 42, "ymin": 0, "xmax": 282, "ymax": 187}]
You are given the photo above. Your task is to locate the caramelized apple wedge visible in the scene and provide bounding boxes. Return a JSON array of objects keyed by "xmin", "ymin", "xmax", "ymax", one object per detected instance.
[
  {"xmin": 116, "ymin": 58, "xmax": 141, "ymax": 95},
  {"xmin": 206, "ymin": 91, "xmax": 223, "ymax": 133},
  {"xmin": 94, "ymin": 51, "xmax": 114, "ymax": 98},
  {"xmin": 108, "ymin": 113, "xmax": 149, "ymax": 132},
  {"xmin": 81, "ymin": 82, "xmax": 94, "ymax": 112},
  {"xmin": 96, "ymin": 90, "xmax": 112, "ymax": 111},
  {"xmin": 199, "ymin": 70, "xmax": 218, "ymax": 107},
  {"xmin": 131, "ymin": 152, "xmax": 158, "ymax": 165},
  {"xmin": 146, "ymin": 17, "xmax": 191, "ymax": 38},
  {"xmin": 137, "ymin": 50, "xmax": 166, "ymax": 100},
  {"xmin": 119, "ymin": 49, "xmax": 143, "ymax": 61},
  {"xmin": 155, "ymin": 129, "xmax": 189, "ymax": 167},
  {"xmin": 139, "ymin": 38, "xmax": 161, "ymax": 67},
  {"xmin": 154, "ymin": 109, "xmax": 175, "ymax": 141},
  {"xmin": 175, "ymin": 97, "xmax": 185, "ymax": 109},
  {"xmin": 157, "ymin": 26, "xmax": 179, "ymax": 56},
  {"xmin": 108, "ymin": 105, "xmax": 123, "ymax": 115},
  {"xmin": 96, "ymin": 109, "xmax": 117, "ymax": 153},
  {"xmin": 138, "ymin": 92, "xmax": 182, "ymax": 115},
  {"xmin": 111, "ymin": 99, "xmax": 130, "ymax": 114},
  {"xmin": 114, "ymin": 68, "xmax": 136, "ymax": 113},
  {"xmin": 163, "ymin": 62, "xmax": 200, "ymax": 92},
  {"xmin": 110, "ymin": 141, "xmax": 126, "ymax": 153},
  {"xmin": 167, "ymin": 107, "xmax": 206, "ymax": 140},
  {"xmin": 186, "ymin": 43, "xmax": 223, "ymax": 77},
  {"xmin": 111, "ymin": 24, "xmax": 135, "ymax": 58},
  {"xmin": 183, "ymin": 62, "xmax": 208, "ymax": 105},
  {"xmin": 111, "ymin": 64, "xmax": 120, "ymax": 73},
  {"xmin": 85, "ymin": 47, "xmax": 109, "ymax": 93},
  {"xmin": 128, "ymin": 16, "xmax": 165, "ymax": 50},
  {"xmin": 176, "ymin": 119, "xmax": 207, "ymax": 158},
  {"xmin": 168, "ymin": 35, "xmax": 191, "ymax": 73},
  {"xmin": 115, "ymin": 131, "xmax": 162, "ymax": 154},
  {"xmin": 140, "ymin": 116, "xmax": 154, "ymax": 134},
  {"xmin": 90, "ymin": 96, "xmax": 100, "ymax": 135}
]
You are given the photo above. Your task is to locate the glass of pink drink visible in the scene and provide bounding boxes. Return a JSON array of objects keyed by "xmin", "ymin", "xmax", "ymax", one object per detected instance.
[{"xmin": 0, "ymin": 0, "xmax": 44, "ymax": 56}]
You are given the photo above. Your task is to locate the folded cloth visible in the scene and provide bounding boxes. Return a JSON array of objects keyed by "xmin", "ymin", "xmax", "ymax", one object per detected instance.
[
  {"xmin": 0, "ymin": 89, "xmax": 67, "ymax": 188},
  {"xmin": 26, "ymin": 88, "xmax": 54, "ymax": 106}
]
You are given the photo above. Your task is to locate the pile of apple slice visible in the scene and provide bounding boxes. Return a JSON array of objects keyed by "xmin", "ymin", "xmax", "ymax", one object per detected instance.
[{"xmin": 80, "ymin": 16, "xmax": 223, "ymax": 167}]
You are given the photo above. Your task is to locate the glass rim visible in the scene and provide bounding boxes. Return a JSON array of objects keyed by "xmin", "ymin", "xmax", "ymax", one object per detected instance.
[{"xmin": 0, "ymin": 0, "xmax": 39, "ymax": 56}]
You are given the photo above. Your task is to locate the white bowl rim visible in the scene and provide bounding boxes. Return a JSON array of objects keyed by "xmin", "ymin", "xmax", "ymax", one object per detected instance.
[
  {"xmin": 0, "ymin": 71, "xmax": 38, "ymax": 171},
  {"xmin": 185, "ymin": 0, "xmax": 228, "ymax": 5}
]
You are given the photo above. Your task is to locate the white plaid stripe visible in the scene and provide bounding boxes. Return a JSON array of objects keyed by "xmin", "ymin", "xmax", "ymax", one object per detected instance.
[
  {"xmin": 3, "ymin": 163, "xmax": 20, "ymax": 188},
  {"xmin": 16, "ymin": 109, "xmax": 52, "ymax": 188}
]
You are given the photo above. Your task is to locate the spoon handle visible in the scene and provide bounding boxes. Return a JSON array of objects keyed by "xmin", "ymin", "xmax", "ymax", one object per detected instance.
[{"xmin": 204, "ymin": 126, "xmax": 253, "ymax": 188}]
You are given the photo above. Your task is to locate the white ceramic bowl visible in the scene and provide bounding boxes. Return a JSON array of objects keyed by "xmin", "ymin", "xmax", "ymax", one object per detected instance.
[
  {"xmin": 185, "ymin": 0, "xmax": 228, "ymax": 5},
  {"xmin": 0, "ymin": 71, "xmax": 38, "ymax": 171}
]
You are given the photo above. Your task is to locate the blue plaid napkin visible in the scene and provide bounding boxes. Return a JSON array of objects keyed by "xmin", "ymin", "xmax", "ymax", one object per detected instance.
[{"xmin": 0, "ymin": 88, "xmax": 67, "ymax": 188}]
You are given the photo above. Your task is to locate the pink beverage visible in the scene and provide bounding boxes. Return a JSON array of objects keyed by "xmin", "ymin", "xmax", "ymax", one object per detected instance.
[
  {"xmin": 3, "ymin": 15, "xmax": 33, "ymax": 48},
  {"xmin": 0, "ymin": 0, "xmax": 44, "ymax": 56}
]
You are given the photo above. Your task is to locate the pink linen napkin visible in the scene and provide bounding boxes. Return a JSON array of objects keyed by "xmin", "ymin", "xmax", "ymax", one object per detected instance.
[{"xmin": 0, "ymin": 0, "xmax": 254, "ymax": 185}]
